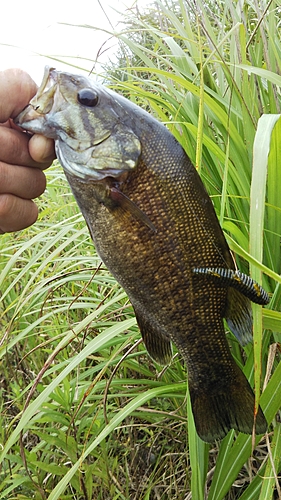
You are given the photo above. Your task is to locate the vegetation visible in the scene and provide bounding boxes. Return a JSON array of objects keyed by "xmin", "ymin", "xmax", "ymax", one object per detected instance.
[{"xmin": 1, "ymin": 0, "xmax": 281, "ymax": 498}]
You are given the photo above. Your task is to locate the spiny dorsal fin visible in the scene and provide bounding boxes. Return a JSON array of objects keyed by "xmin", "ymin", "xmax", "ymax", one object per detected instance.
[{"xmin": 193, "ymin": 267, "xmax": 269, "ymax": 305}]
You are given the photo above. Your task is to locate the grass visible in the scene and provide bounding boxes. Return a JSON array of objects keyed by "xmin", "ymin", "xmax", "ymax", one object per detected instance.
[{"xmin": 1, "ymin": 0, "xmax": 281, "ymax": 498}]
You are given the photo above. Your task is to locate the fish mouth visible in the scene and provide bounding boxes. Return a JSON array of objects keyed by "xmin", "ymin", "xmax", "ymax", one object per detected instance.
[{"xmin": 15, "ymin": 67, "xmax": 62, "ymax": 136}]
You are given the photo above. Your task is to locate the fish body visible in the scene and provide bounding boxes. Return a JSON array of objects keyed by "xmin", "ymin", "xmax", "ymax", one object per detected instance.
[{"xmin": 16, "ymin": 67, "xmax": 269, "ymax": 442}]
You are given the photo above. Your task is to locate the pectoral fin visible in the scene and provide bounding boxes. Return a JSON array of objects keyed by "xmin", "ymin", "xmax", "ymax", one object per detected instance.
[
  {"xmin": 109, "ymin": 186, "xmax": 156, "ymax": 232},
  {"xmin": 134, "ymin": 307, "xmax": 172, "ymax": 365},
  {"xmin": 193, "ymin": 267, "xmax": 269, "ymax": 305}
]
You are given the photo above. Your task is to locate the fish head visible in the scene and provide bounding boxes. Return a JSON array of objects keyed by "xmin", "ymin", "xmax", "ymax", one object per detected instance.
[{"xmin": 15, "ymin": 66, "xmax": 141, "ymax": 181}]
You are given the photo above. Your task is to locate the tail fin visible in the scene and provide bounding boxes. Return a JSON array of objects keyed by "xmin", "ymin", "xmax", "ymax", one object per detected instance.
[{"xmin": 189, "ymin": 365, "xmax": 267, "ymax": 443}]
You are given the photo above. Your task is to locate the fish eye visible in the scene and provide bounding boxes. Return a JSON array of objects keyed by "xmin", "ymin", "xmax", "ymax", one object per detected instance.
[{"xmin": 77, "ymin": 88, "xmax": 99, "ymax": 107}]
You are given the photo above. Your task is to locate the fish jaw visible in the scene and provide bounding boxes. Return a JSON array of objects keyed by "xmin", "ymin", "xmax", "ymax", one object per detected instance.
[
  {"xmin": 15, "ymin": 66, "xmax": 141, "ymax": 181},
  {"xmin": 15, "ymin": 104, "xmax": 58, "ymax": 138}
]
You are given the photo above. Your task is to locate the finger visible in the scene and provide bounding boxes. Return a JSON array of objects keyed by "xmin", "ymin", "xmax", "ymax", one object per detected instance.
[
  {"xmin": 0, "ymin": 125, "xmax": 37, "ymax": 167},
  {"xmin": 0, "ymin": 68, "xmax": 37, "ymax": 122},
  {"xmin": 0, "ymin": 162, "xmax": 46, "ymax": 199},
  {"xmin": 0, "ymin": 125, "xmax": 55, "ymax": 169},
  {"xmin": 29, "ymin": 134, "xmax": 56, "ymax": 167},
  {"xmin": 0, "ymin": 194, "xmax": 38, "ymax": 233}
]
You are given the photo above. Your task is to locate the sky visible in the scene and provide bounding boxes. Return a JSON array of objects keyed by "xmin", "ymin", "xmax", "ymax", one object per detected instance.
[{"xmin": 0, "ymin": 0, "xmax": 150, "ymax": 84}]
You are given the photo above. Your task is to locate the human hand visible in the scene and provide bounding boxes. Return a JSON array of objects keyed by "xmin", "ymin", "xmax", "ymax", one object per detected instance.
[{"xmin": 0, "ymin": 68, "xmax": 55, "ymax": 233}]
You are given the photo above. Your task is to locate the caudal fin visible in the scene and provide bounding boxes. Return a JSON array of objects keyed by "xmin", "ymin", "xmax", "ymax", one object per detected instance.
[{"xmin": 189, "ymin": 365, "xmax": 267, "ymax": 443}]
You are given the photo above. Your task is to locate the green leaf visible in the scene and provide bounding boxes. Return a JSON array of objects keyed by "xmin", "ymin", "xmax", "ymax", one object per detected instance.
[
  {"xmin": 187, "ymin": 388, "xmax": 209, "ymax": 499},
  {"xmin": 259, "ymin": 424, "xmax": 281, "ymax": 500},
  {"xmin": 250, "ymin": 114, "xmax": 280, "ymax": 413},
  {"xmin": 236, "ymin": 64, "xmax": 281, "ymax": 87}
]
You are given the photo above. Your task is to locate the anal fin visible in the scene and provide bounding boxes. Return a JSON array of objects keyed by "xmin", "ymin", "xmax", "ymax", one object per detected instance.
[{"xmin": 134, "ymin": 307, "xmax": 172, "ymax": 365}]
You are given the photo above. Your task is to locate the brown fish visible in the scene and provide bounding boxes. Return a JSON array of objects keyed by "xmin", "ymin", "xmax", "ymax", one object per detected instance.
[{"xmin": 15, "ymin": 67, "xmax": 269, "ymax": 442}]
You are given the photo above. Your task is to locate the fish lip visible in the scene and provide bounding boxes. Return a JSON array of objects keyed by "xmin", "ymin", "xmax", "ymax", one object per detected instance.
[
  {"xmin": 15, "ymin": 104, "xmax": 58, "ymax": 138},
  {"xmin": 37, "ymin": 66, "xmax": 58, "ymax": 98}
]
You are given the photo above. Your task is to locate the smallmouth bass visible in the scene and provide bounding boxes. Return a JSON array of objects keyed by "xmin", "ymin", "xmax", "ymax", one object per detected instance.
[{"xmin": 16, "ymin": 67, "xmax": 269, "ymax": 442}]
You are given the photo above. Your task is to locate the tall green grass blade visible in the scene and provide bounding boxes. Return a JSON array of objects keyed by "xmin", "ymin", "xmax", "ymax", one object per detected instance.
[
  {"xmin": 263, "ymin": 309, "xmax": 281, "ymax": 332},
  {"xmin": 225, "ymin": 234, "xmax": 281, "ymax": 279},
  {"xmin": 259, "ymin": 424, "xmax": 281, "ymax": 500},
  {"xmin": 250, "ymin": 114, "xmax": 280, "ymax": 413},
  {"xmin": 187, "ymin": 389, "xmax": 209, "ymax": 500},
  {"xmin": 266, "ymin": 116, "xmax": 281, "ymax": 279},
  {"xmin": 195, "ymin": 16, "xmax": 204, "ymax": 175},
  {"xmin": 236, "ymin": 65, "xmax": 281, "ymax": 87}
]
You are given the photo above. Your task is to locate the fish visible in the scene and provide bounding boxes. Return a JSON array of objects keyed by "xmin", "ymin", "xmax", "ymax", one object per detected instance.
[{"xmin": 15, "ymin": 66, "xmax": 269, "ymax": 443}]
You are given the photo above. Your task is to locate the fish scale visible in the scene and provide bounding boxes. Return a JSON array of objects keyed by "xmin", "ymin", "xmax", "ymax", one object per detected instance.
[{"xmin": 15, "ymin": 66, "xmax": 270, "ymax": 442}]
